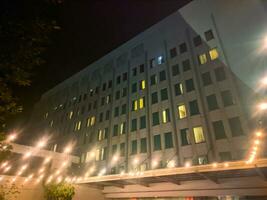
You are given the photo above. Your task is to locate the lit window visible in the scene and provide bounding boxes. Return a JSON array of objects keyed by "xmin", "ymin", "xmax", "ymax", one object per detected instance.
[
  {"xmin": 120, "ymin": 122, "xmax": 126, "ymax": 135},
  {"xmin": 77, "ymin": 121, "xmax": 81, "ymax": 130},
  {"xmin": 87, "ymin": 117, "xmax": 91, "ymax": 127},
  {"xmin": 44, "ymin": 112, "xmax": 49, "ymax": 119},
  {"xmin": 139, "ymin": 97, "xmax": 145, "ymax": 109},
  {"xmin": 198, "ymin": 53, "xmax": 207, "ymax": 65},
  {"xmin": 69, "ymin": 111, "xmax": 73, "ymax": 119},
  {"xmin": 157, "ymin": 56, "xmax": 164, "ymax": 64},
  {"xmin": 140, "ymin": 80, "xmax": 146, "ymax": 90},
  {"xmin": 90, "ymin": 116, "xmax": 96, "ymax": 126},
  {"xmin": 193, "ymin": 126, "xmax": 205, "ymax": 143},
  {"xmin": 209, "ymin": 48, "xmax": 219, "ymax": 60},
  {"xmin": 162, "ymin": 109, "xmax": 170, "ymax": 123},
  {"xmin": 98, "ymin": 129, "xmax": 102, "ymax": 141},
  {"xmin": 50, "ymin": 120, "xmax": 53, "ymax": 127},
  {"xmin": 178, "ymin": 104, "xmax": 187, "ymax": 119},
  {"xmin": 174, "ymin": 83, "xmax": 183, "ymax": 96},
  {"xmin": 133, "ymin": 100, "xmax": 138, "ymax": 111},
  {"xmin": 106, "ymin": 95, "xmax": 111, "ymax": 104},
  {"xmin": 95, "ymin": 149, "xmax": 100, "ymax": 161}
]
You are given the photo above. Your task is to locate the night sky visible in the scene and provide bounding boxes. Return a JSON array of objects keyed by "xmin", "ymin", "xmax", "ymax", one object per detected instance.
[{"xmin": 2, "ymin": 0, "xmax": 191, "ymax": 127}]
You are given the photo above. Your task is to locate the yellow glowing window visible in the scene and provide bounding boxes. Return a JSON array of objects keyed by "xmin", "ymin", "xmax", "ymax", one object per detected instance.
[
  {"xmin": 141, "ymin": 80, "xmax": 146, "ymax": 90},
  {"xmin": 106, "ymin": 95, "xmax": 110, "ymax": 104},
  {"xmin": 95, "ymin": 149, "xmax": 100, "ymax": 161},
  {"xmin": 87, "ymin": 117, "xmax": 90, "ymax": 127},
  {"xmin": 98, "ymin": 129, "xmax": 102, "ymax": 140},
  {"xmin": 100, "ymin": 148, "xmax": 105, "ymax": 160},
  {"xmin": 120, "ymin": 123, "xmax": 124, "ymax": 135},
  {"xmin": 162, "ymin": 110, "xmax": 167, "ymax": 123},
  {"xmin": 69, "ymin": 111, "xmax": 73, "ymax": 119},
  {"xmin": 90, "ymin": 116, "xmax": 96, "ymax": 126},
  {"xmin": 179, "ymin": 83, "xmax": 184, "ymax": 94},
  {"xmin": 139, "ymin": 97, "xmax": 144, "ymax": 109},
  {"xmin": 193, "ymin": 126, "xmax": 205, "ymax": 143},
  {"xmin": 134, "ymin": 100, "xmax": 138, "ymax": 111},
  {"xmin": 50, "ymin": 120, "xmax": 53, "ymax": 127},
  {"xmin": 209, "ymin": 48, "xmax": 219, "ymax": 60},
  {"xmin": 77, "ymin": 121, "xmax": 81, "ymax": 130},
  {"xmin": 199, "ymin": 53, "xmax": 207, "ymax": 65},
  {"xmin": 178, "ymin": 104, "xmax": 187, "ymax": 119},
  {"xmin": 44, "ymin": 112, "xmax": 48, "ymax": 119}
]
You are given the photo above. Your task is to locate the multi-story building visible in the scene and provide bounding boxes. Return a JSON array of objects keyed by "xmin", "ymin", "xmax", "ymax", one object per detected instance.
[{"xmin": 29, "ymin": 0, "xmax": 263, "ymax": 177}]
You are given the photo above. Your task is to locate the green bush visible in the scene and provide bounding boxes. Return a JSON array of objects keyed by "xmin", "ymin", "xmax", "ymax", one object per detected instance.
[{"xmin": 44, "ymin": 182, "xmax": 75, "ymax": 200}]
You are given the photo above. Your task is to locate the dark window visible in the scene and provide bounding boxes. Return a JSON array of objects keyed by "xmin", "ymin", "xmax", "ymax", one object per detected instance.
[
  {"xmin": 160, "ymin": 88, "xmax": 168, "ymax": 101},
  {"xmin": 206, "ymin": 94, "xmax": 219, "ymax": 111},
  {"xmin": 99, "ymin": 112, "xmax": 103, "ymax": 122},
  {"xmin": 153, "ymin": 135, "xmax": 161, "ymax": 151},
  {"xmin": 150, "ymin": 58, "xmax": 156, "ymax": 68},
  {"xmin": 221, "ymin": 90, "xmax": 234, "ymax": 107},
  {"xmin": 152, "ymin": 112, "xmax": 160, "ymax": 126},
  {"xmin": 150, "ymin": 74, "xmax": 157, "ymax": 85},
  {"xmin": 140, "ymin": 138, "xmax": 147, "ymax": 153},
  {"xmin": 115, "ymin": 90, "xmax": 120, "ymax": 100},
  {"xmin": 181, "ymin": 128, "xmax": 190, "ymax": 146},
  {"xmin": 228, "ymin": 117, "xmax": 244, "ymax": 137},
  {"xmin": 114, "ymin": 107, "xmax": 119, "ymax": 117},
  {"xmin": 205, "ymin": 29, "xmax": 214, "ymax": 41},
  {"xmin": 174, "ymin": 83, "xmax": 183, "ymax": 96},
  {"xmin": 93, "ymin": 101, "xmax": 97, "ymax": 109},
  {"xmin": 108, "ymin": 80, "xmax": 112, "ymax": 88},
  {"xmin": 151, "ymin": 92, "xmax": 158, "ymax": 105},
  {"xmin": 164, "ymin": 132, "xmax": 173, "ymax": 149},
  {"xmin": 219, "ymin": 152, "xmax": 232, "ymax": 162},
  {"xmin": 159, "ymin": 70, "xmax": 166, "ymax": 81},
  {"xmin": 202, "ymin": 72, "xmax": 212, "ymax": 86},
  {"xmin": 140, "ymin": 115, "xmax": 146, "ymax": 129},
  {"xmin": 185, "ymin": 79, "xmax": 195, "ymax": 92},
  {"xmin": 170, "ymin": 47, "xmax": 177, "ymax": 58},
  {"xmin": 116, "ymin": 76, "xmax": 121, "ymax": 84},
  {"xmin": 105, "ymin": 110, "xmax": 110, "ymax": 120},
  {"xmin": 172, "ymin": 64, "xmax": 180, "ymax": 76},
  {"xmin": 182, "ymin": 59, "xmax": 191, "ymax": 72},
  {"xmin": 121, "ymin": 104, "xmax": 126, "ymax": 115},
  {"xmin": 95, "ymin": 87, "xmax": 99, "ymax": 94},
  {"xmin": 131, "ymin": 83, "xmax": 137, "ymax": 93},
  {"xmin": 131, "ymin": 118, "xmax": 137, "ymax": 132},
  {"xmin": 102, "ymin": 83, "xmax": 106, "ymax": 91},
  {"xmin": 83, "ymin": 94, "xmax": 87, "ymax": 101},
  {"xmin": 214, "ymin": 67, "xmax": 226, "ymax": 81},
  {"xmin": 179, "ymin": 42, "xmax": 187, "ymax": 54},
  {"xmin": 132, "ymin": 67, "xmax": 137, "ymax": 76},
  {"xmin": 113, "ymin": 124, "xmax": 118, "ymax": 136},
  {"xmin": 123, "ymin": 72, "xmax": 127, "ymax": 81},
  {"xmin": 120, "ymin": 143, "xmax": 125, "ymax": 156},
  {"xmin": 101, "ymin": 97, "xmax": 105, "ymax": 106},
  {"xmin": 193, "ymin": 35, "xmax": 202, "ymax": 46},
  {"xmin": 112, "ymin": 144, "xmax": 117, "ymax": 155},
  {"xmin": 139, "ymin": 64, "xmax": 145, "ymax": 73},
  {"xmin": 131, "ymin": 140, "xmax": 137, "ymax": 154},
  {"xmin": 189, "ymin": 100, "xmax": 200, "ymax": 116},
  {"xmin": 213, "ymin": 120, "xmax": 226, "ymax": 140},
  {"xmin": 122, "ymin": 88, "xmax": 127, "ymax": 97}
]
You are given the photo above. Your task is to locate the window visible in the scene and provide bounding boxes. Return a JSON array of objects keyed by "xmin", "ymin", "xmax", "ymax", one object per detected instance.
[
  {"xmin": 213, "ymin": 120, "xmax": 226, "ymax": 140},
  {"xmin": 74, "ymin": 121, "xmax": 81, "ymax": 131},
  {"xmin": 98, "ymin": 129, "xmax": 103, "ymax": 141},
  {"xmin": 132, "ymin": 83, "xmax": 137, "ymax": 93},
  {"xmin": 150, "ymin": 58, "xmax": 156, "ymax": 68},
  {"xmin": 219, "ymin": 152, "xmax": 232, "ymax": 162},
  {"xmin": 113, "ymin": 124, "xmax": 118, "ymax": 136},
  {"xmin": 159, "ymin": 70, "xmax": 166, "ymax": 81},
  {"xmin": 172, "ymin": 64, "xmax": 179, "ymax": 76},
  {"xmin": 153, "ymin": 135, "xmax": 161, "ymax": 151},
  {"xmin": 182, "ymin": 59, "xmax": 191, "ymax": 72},
  {"xmin": 221, "ymin": 90, "xmax": 234, "ymax": 107},
  {"xmin": 193, "ymin": 35, "xmax": 202, "ymax": 47},
  {"xmin": 116, "ymin": 75, "xmax": 121, "ymax": 84},
  {"xmin": 139, "ymin": 80, "xmax": 146, "ymax": 90},
  {"xmin": 90, "ymin": 116, "xmax": 96, "ymax": 126},
  {"xmin": 140, "ymin": 64, "xmax": 145, "ymax": 73},
  {"xmin": 181, "ymin": 128, "xmax": 190, "ymax": 146},
  {"xmin": 103, "ymin": 128, "xmax": 108, "ymax": 139},
  {"xmin": 131, "ymin": 140, "xmax": 137, "ymax": 154},
  {"xmin": 178, "ymin": 104, "xmax": 187, "ymax": 119},
  {"xmin": 120, "ymin": 143, "xmax": 125, "ymax": 156},
  {"xmin": 112, "ymin": 144, "xmax": 117, "ymax": 155},
  {"xmin": 88, "ymin": 103, "xmax": 92, "ymax": 111},
  {"xmin": 174, "ymin": 83, "xmax": 183, "ymax": 96},
  {"xmin": 101, "ymin": 97, "xmax": 105, "ymax": 106},
  {"xmin": 132, "ymin": 67, "xmax": 137, "ymax": 76},
  {"xmin": 193, "ymin": 126, "xmax": 205, "ymax": 143},
  {"xmin": 152, "ymin": 112, "xmax": 160, "ymax": 126},
  {"xmin": 140, "ymin": 115, "xmax": 146, "ymax": 129},
  {"xmin": 106, "ymin": 95, "xmax": 111, "ymax": 104},
  {"xmin": 69, "ymin": 111, "xmax": 73, "ymax": 119},
  {"xmin": 140, "ymin": 138, "xmax": 147, "ymax": 153},
  {"xmin": 206, "ymin": 94, "xmax": 219, "ymax": 111},
  {"xmin": 209, "ymin": 48, "xmax": 219, "ymax": 60},
  {"xmin": 108, "ymin": 80, "xmax": 112, "ymax": 88},
  {"xmin": 189, "ymin": 100, "xmax": 200, "ymax": 116},
  {"xmin": 123, "ymin": 72, "xmax": 127, "ymax": 81},
  {"xmin": 151, "ymin": 92, "xmax": 158, "ymax": 104},
  {"xmin": 115, "ymin": 90, "xmax": 120, "ymax": 100},
  {"xmin": 114, "ymin": 106, "xmax": 119, "ymax": 117},
  {"xmin": 162, "ymin": 108, "xmax": 170, "ymax": 123},
  {"xmin": 164, "ymin": 132, "xmax": 173, "ymax": 149},
  {"xmin": 150, "ymin": 74, "xmax": 157, "ymax": 85},
  {"xmin": 132, "ymin": 100, "xmax": 138, "ymax": 111},
  {"xmin": 198, "ymin": 53, "xmax": 207, "ymax": 65},
  {"xmin": 99, "ymin": 112, "xmax": 103, "ymax": 122},
  {"xmin": 214, "ymin": 67, "xmax": 226, "ymax": 81},
  {"xmin": 139, "ymin": 97, "xmax": 145, "ymax": 109},
  {"xmin": 205, "ymin": 29, "xmax": 214, "ymax": 41},
  {"xmin": 105, "ymin": 110, "xmax": 110, "ymax": 120},
  {"xmin": 93, "ymin": 101, "xmax": 97, "ymax": 109},
  {"xmin": 185, "ymin": 79, "xmax": 195, "ymax": 92},
  {"xmin": 121, "ymin": 104, "xmax": 126, "ymax": 115},
  {"xmin": 160, "ymin": 88, "xmax": 168, "ymax": 101},
  {"xmin": 170, "ymin": 47, "xmax": 177, "ymax": 58},
  {"xmin": 120, "ymin": 122, "xmax": 126, "ymax": 135},
  {"xmin": 228, "ymin": 117, "xmax": 244, "ymax": 137},
  {"xmin": 157, "ymin": 56, "xmax": 164, "ymax": 64},
  {"xmin": 122, "ymin": 87, "xmax": 127, "ymax": 97},
  {"xmin": 197, "ymin": 156, "xmax": 208, "ymax": 165},
  {"xmin": 179, "ymin": 42, "xmax": 187, "ymax": 54},
  {"xmin": 202, "ymin": 72, "xmax": 212, "ymax": 86},
  {"xmin": 100, "ymin": 147, "xmax": 107, "ymax": 160},
  {"xmin": 131, "ymin": 118, "xmax": 137, "ymax": 132}
]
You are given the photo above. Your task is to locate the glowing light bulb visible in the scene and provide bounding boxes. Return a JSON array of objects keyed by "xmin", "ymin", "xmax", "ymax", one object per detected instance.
[
  {"xmin": 224, "ymin": 163, "xmax": 229, "ymax": 167},
  {"xmin": 23, "ymin": 151, "xmax": 32, "ymax": 159},
  {"xmin": 259, "ymin": 102, "xmax": 267, "ymax": 110},
  {"xmin": 133, "ymin": 158, "xmax": 139, "ymax": 165},
  {"xmin": 36, "ymin": 139, "xmax": 47, "ymax": 148},
  {"xmin": 0, "ymin": 161, "xmax": 8, "ymax": 169},
  {"xmin": 185, "ymin": 162, "xmax": 191, "ymax": 168},
  {"xmin": 3, "ymin": 166, "xmax": 11, "ymax": 173},
  {"xmin": 7, "ymin": 133, "xmax": 17, "ymax": 142},
  {"xmin": 63, "ymin": 145, "xmax": 72, "ymax": 154},
  {"xmin": 212, "ymin": 162, "xmax": 218, "ymax": 168},
  {"xmin": 43, "ymin": 157, "xmax": 51, "ymax": 164},
  {"xmin": 254, "ymin": 140, "xmax": 260, "ymax": 145},
  {"xmin": 256, "ymin": 131, "xmax": 262, "ymax": 137},
  {"xmin": 112, "ymin": 155, "xmax": 119, "ymax": 163},
  {"xmin": 167, "ymin": 160, "xmax": 175, "ymax": 168},
  {"xmin": 152, "ymin": 160, "xmax": 158, "ymax": 168}
]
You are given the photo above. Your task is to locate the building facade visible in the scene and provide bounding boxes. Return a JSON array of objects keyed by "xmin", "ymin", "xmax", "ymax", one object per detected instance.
[{"xmin": 29, "ymin": 0, "xmax": 258, "ymax": 176}]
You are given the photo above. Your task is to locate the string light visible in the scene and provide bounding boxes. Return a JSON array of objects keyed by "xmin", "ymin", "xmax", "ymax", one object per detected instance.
[
  {"xmin": 212, "ymin": 162, "xmax": 218, "ymax": 168},
  {"xmin": 0, "ymin": 161, "xmax": 8, "ymax": 169},
  {"xmin": 23, "ymin": 151, "xmax": 32, "ymax": 159},
  {"xmin": 224, "ymin": 163, "xmax": 229, "ymax": 167},
  {"xmin": 152, "ymin": 160, "xmax": 158, "ymax": 168},
  {"xmin": 133, "ymin": 157, "xmax": 139, "ymax": 165},
  {"xmin": 185, "ymin": 162, "xmax": 191, "ymax": 168},
  {"xmin": 256, "ymin": 131, "xmax": 262, "ymax": 137},
  {"xmin": 43, "ymin": 157, "xmax": 51, "ymax": 165},
  {"xmin": 63, "ymin": 145, "xmax": 72, "ymax": 154},
  {"xmin": 7, "ymin": 133, "xmax": 17, "ymax": 142},
  {"xmin": 3, "ymin": 166, "xmax": 11, "ymax": 173}
]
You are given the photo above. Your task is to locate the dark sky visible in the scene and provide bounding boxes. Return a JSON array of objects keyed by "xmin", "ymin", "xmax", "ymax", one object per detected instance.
[{"xmin": 4, "ymin": 0, "xmax": 191, "ymax": 127}]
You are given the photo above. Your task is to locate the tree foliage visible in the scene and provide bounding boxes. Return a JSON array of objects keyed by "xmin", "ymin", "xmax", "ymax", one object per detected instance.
[{"xmin": 44, "ymin": 182, "xmax": 75, "ymax": 200}]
